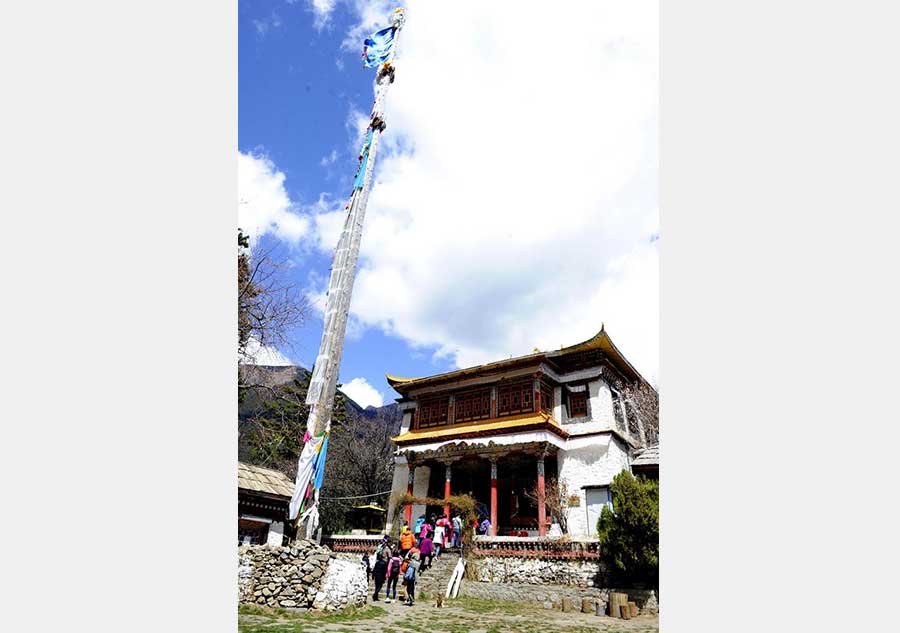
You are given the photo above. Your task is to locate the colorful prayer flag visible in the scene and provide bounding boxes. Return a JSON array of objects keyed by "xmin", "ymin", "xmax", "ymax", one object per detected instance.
[{"xmin": 362, "ymin": 26, "xmax": 396, "ymax": 68}]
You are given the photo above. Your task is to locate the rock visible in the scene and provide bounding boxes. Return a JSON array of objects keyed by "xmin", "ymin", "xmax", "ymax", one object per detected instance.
[
  {"xmin": 279, "ymin": 599, "xmax": 297, "ymax": 607},
  {"xmin": 543, "ymin": 601, "xmax": 553, "ymax": 610}
]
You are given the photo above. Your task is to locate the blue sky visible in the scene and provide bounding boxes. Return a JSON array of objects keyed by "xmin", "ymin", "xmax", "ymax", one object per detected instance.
[
  {"xmin": 239, "ymin": 1, "xmax": 458, "ymax": 406},
  {"xmin": 239, "ymin": 1, "xmax": 659, "ymax": 408}
]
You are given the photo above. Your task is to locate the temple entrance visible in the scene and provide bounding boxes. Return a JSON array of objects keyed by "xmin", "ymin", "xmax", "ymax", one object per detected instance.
[
  {"xmin": 496, "ymin": 452, "xmax": 558, "ymax": 536},
  {"xmin": 420, "ymin": 451, "xmax": 558, "ymax": 536},
  {"xmin": 424, "ymin": 458, "xmax": 491, "ymax": 522}
]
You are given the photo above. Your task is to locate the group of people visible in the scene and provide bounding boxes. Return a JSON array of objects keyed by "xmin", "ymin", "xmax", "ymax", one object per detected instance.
[
  {"xmin": 360, "ymin": 512, "xmax": 464, "ymax": 607},
  {"xmin": 413, "ymin": 512, "xmax": 463, "ymax": 564},
  {"xmin": 362, "ymin": 531, "xmax": 422, "ymax": 606}
]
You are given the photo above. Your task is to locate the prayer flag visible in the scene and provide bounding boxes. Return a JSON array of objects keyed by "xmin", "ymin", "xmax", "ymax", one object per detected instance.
[
  {"xmin": 353, "ymin": 128, "xmax": 375, "ymax": 189},
  {"xmin": 362, "ymin": 26, "xmax": 396, "ymax": 68}
]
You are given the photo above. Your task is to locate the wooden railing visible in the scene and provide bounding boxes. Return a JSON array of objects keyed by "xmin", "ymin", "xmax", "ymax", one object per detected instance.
[
  {"xmin": 320, "ymin": 534, "xmax": 381, "ymax": 554},
  {"xmin": 470, "ymin": 536, "xmax": 601, "ymax": 560}
]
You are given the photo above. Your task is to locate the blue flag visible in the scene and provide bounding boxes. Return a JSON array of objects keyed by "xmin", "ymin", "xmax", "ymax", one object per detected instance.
[
  {"xmin": 313, "ymin": 434, "xmax": 329, "ymax": 490},
  {"xmin": 363, "ymin": 26, "xmax": 396, "ymax": 68},
  {"xmin": 353, "ymin": 128, "xmax": 375, "ymax": 189}
]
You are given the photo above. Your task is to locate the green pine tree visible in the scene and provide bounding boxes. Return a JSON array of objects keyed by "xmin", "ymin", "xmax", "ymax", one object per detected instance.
[{"xmin": 597, "ymin": 470, "xmax": 659, "ymax": 587}]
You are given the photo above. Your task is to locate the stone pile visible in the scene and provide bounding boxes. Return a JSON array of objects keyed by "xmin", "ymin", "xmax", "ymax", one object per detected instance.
[{"xmin": 239, "ymin": 540, "xmax": 365, "ymax": 611}]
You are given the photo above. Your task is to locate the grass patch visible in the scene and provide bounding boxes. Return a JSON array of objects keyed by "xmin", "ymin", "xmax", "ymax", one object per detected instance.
[
  {"xmin": 238, "ymin": 603, "xmax": 387, "ymax": 632},
  {"xmin": 446, "ymin": 596, "xmax": 531, "ymax": 615}
]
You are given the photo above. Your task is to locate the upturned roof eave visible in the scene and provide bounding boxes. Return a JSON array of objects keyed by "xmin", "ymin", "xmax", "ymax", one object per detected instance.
[{"xmin": 386, "ymin": 324, "xmax": 649, "ymax": 393}]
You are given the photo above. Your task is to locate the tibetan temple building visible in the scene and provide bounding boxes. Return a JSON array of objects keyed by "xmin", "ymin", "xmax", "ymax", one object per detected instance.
[{"xmin": 384, "ymin": 325, "xmax": 657, "ymax": 538}]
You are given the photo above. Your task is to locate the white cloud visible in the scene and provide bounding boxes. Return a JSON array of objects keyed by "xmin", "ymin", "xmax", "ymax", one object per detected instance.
[
  {"xmin": 240, "ymin": 336, "xmax": 294, "ymax": 366},
  {"xmin": 320, "ymin": 149, "xmax": 339, "ymax": 167},
  {"xmin": 239, "ymin": 150, "xmax": 311, "ymax": 248},
  {"xmin": 253, "ymin": 11, "xmax": 283, "ymax": 36},
  {"xmin": 307, "ymin": 0, "xmax": 338, "ymax": 30},
  {"xmin": 308, "ymin": 1, "xmax": 659, "ymax": 382},
  {"xmin": 340, "ymin": 377, "xmax": 385, "ymax": 408}
]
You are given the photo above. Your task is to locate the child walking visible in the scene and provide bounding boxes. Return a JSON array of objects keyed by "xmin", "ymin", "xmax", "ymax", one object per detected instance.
[
  {"xmin": 418, "ymin": 534, "xmax": 434, "ymax": 570},
  {"xmin": 372, "ymin": 542, "xmax": 388, "ymax": 602},
  {"xmin": 403, "ymin": 546, "xmax": 421, "ymax": 606},
  {"xmin": 385, "ymin": 552, "xmax": 402, "ymax": 603}
]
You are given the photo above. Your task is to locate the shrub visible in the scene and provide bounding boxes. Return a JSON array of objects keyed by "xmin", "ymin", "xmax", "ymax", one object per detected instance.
[{"xmin": 597, "ymin": 470, "xmax": 658, "ymax": 587}]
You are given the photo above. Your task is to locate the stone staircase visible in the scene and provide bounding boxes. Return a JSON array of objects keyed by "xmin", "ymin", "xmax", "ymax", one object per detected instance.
[
  {"xmin": 367, "ymin": 549, "xmax": 462, "ymax": 601},
  {"xmin": 415, "ymin": 550, "xmax": 462, "ymax": 599}
]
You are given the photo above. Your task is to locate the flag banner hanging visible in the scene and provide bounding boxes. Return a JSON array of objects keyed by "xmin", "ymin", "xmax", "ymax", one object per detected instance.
[
  {"xmin": 363, "ymin": 26, "xmax": 396, "ymax": 68},
  {"xmin": 353, "ymin": 128, "xmax": 375, "ymax": 189},
  {"xmin": 289, "ymin": 434, "xmax": 325, "ymax": 519},
  {"xmin": 291, "ymin": 6, "xmax": 405, "ymax": 534},
  {"xmin": 313, "ymin": 434, "xmax": 329, "ymax": 489}
]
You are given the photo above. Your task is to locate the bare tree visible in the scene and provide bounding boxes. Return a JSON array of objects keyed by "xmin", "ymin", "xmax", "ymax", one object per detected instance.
[
  {"xmin": 238, "ymin": 228, "xmax": 310, "ymax": 369},
  {"xmin": 623, "ymin": 381, "xmax": 659, "ymax": 446},
  {"xmin": 525, "ymin": 477, "xmax": 571, "ymax": 535},
  {"xmin": 317, "ymin": 406, "xmax": 398, "ymax": 534}
]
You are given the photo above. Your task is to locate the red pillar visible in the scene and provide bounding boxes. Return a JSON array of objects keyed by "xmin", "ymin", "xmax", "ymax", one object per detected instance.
[
  {"xmin": 537, "ymin": 456, "xmax": 547, "ymax": 537},
  {"xmin": 490, "ymin": 459, "xmax": 498, "ymax": 536},
  {"xmin": 443, "ymin": 463, "xmax": 452, "ymax": 518},
  {"xmin": 405, "ymin": 463, "xmax": 415, "ymax": 527}
]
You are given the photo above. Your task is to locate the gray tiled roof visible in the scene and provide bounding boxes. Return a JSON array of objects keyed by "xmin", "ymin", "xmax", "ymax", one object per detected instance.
[
  {"xmin": 238, "ymin": 461, "xmax": 294, "ymax": 498},
  {"xmin": 632, "ymin": 444, "xmax": 659, "ymax": 466}
]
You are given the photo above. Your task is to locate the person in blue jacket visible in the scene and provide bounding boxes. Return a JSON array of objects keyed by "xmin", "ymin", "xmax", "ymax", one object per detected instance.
[{"xmin": 413, "ymin": 513, "xmax": 426, "ymax": 546}]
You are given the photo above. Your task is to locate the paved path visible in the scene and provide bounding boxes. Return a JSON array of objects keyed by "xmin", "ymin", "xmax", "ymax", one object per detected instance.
[{"xmin": 239, "ymin": 595, "xmax": 659, "ymax": 633}]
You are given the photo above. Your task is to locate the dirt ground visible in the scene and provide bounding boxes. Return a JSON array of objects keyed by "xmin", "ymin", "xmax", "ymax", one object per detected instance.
[{"xmin": 238, "ymin": 596, "xmax": 659, "ymax": 633}]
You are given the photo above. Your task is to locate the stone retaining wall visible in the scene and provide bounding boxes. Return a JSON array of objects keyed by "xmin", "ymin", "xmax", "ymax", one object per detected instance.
[
  {"xmin": 238, "ymin": 541, "xmax": 367, "ymax": 611},
  {"xmin": 459, "ymin": 580, "xmax": 658, "ymax": 615},
  {"xmin": 468, "ymin": 555, "xmax": 603, "ymax": 587}
]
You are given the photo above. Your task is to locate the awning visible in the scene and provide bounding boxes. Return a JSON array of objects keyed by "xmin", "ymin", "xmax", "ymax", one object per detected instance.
[{"xmin": 391, "ymin": 411, "xmax": 569, "ymax": 447}]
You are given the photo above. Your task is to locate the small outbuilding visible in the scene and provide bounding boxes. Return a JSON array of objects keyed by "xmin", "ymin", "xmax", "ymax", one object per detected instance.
[
  {"xmin": 631, "ymin": 444, "xmax": 659, "ymax": 480},
  {"xmin": 238, "ymin": 462, "xmax": 296, "ymax": 546},
  {"xmin": 348, "ymin": 503, "xmax": 387, "ymax": 535}
]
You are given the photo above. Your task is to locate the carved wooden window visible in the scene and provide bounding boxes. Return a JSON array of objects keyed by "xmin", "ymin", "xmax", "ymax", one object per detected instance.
[
  {"xmin": 497, "ymin": 381, "xmax": 533, "ymax": 417},
  {"xmin": 569, "ymin": 392, "xmax": 588, "ymax": 418},
  {"xmin": 415, "ymin": 396, "xmax": 449, "ymax": 429},
  {"xmin": 454, "ymin": 388, "xmax": 492, "ymax": 423},
  {"xmin": 539, "ymin": 382, "xmax": 554, "ymax": 413}
]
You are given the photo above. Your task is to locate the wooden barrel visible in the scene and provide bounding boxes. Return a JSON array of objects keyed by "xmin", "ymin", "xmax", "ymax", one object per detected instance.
[{"xmin": 608, "ymin": 592, "xmax": 626, "ymax": 617}]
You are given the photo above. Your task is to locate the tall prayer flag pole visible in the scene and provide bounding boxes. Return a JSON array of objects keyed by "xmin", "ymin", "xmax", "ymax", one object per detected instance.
[{"xmin": 289, "ymin": 8, "xmax": 406, "ymax": 536}]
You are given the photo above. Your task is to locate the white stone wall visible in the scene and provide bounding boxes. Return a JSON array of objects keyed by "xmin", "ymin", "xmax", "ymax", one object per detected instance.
[
  {"xmin": 553, "ymin": 386, "xmax": 563, "ymax": 422},
  {"xmin": 558, "ymin": 436, "xmax": 631, "ymax": 536},
  {"xmin": 399, "ymin": 409, "xmax": 413, "ymax": 434},
  {"xmin": 471, "ymin": 556, "xmax": 601, "ymax": 587},
  {"xmin": 385, "ymin": 459, "xmax": 408, "ymax": 533},
  {"xmin": 411, "ymin": 463, "xmax": 431, "ymax": 526},
  {"xmin": 266, "ymin": 521, "xmax": 284, "ymax": 546},
  {"xmin": 312, "ymin": 557, "xmax": 368, "ymax": 611},
  {"xmin": 385, "ymin": 459, "xmax": 431, "ymax": 533},
  {"xmin": 588, "ymin": 378, "xmax": 614, "ymax": 427}
]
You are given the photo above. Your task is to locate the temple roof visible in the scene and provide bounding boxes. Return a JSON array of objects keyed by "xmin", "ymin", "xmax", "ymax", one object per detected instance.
[
  {"xmin": 391, "ymin": 411, "xmax": 569, "ymax": 446},
  {"xmin": 387, "ymin": 325, "xmax": 647, "ymax": 394}
]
